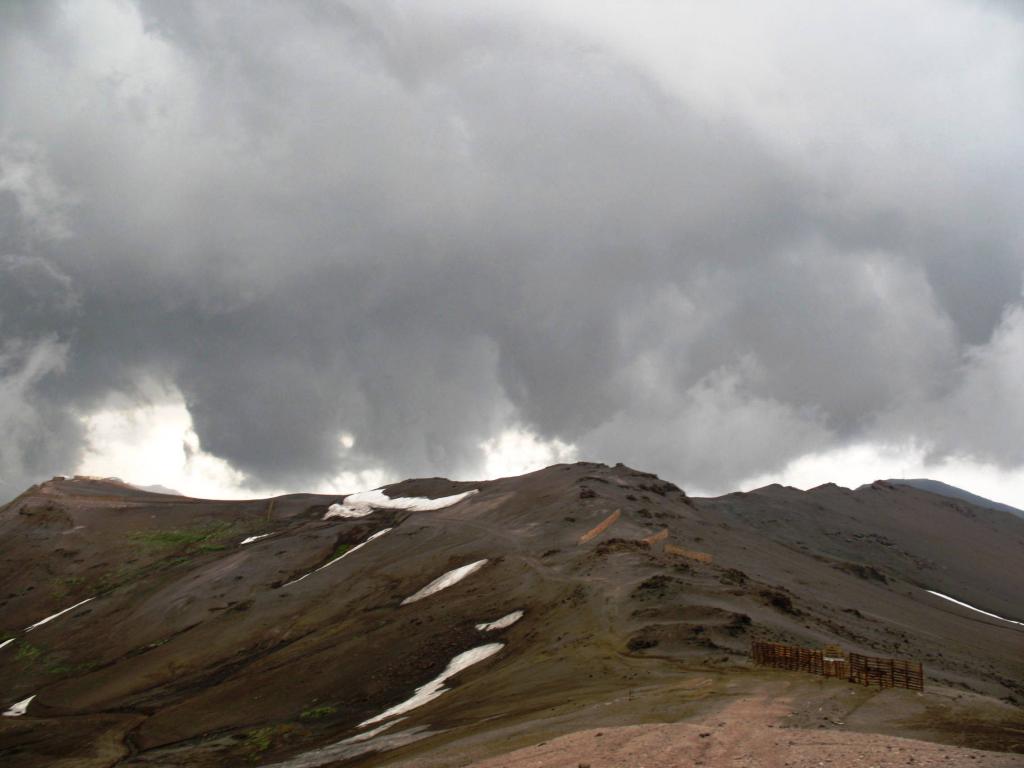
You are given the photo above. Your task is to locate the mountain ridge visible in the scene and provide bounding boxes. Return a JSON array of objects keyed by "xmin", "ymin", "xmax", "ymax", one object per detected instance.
[
  {"xmin": 867, "ymin": 477, "xmax": 1024, "ymax": 520},
  {"xmin": 0, "ymin": 462, "xmax": 1021, "ymax": 766}
]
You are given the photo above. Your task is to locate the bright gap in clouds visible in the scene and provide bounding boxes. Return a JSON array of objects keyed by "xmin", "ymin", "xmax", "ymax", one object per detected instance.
[
  {"xmin": 716, "ymin": 442, "xmax": 1024, "ymax": 510},
  {"xmin": 76, "ymin": 397, "xmax": 269, "ymax": 499},
  {"xmin": 75, "ymin": 394, "xmax": 578, "ymax": 498},
  {"xmin": 479, "ymin": 428, "xmax": 578, "ymax": 480}
]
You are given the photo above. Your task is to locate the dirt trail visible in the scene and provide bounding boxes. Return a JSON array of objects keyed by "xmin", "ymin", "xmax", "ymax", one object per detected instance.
[{"xmin": 467, "ymin": 692, "xmax": 1022, "ymax": 767}]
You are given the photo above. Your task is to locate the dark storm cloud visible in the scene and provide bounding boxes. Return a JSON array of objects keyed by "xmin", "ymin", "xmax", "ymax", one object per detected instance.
[{"xmin": 0, "ymin": 0, "xmax": 1022, "ymax": 499}]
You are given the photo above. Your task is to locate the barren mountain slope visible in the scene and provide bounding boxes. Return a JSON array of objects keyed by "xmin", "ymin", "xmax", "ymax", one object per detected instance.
[{"xmin": 0, "ymin": 464, "xmax": 1021, "ymax": 767}]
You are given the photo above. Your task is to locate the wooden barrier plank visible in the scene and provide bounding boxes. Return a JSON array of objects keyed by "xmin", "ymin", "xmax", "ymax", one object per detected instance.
[
  {"xmin": 664, "ymin": 543, "xmax": 713, "ymax": 563},
  {"xmin": 578, "ymin": 509, "xmax": 621, "ymax": 544},
  {"xmin": 642, "ymin": 528, "xmax": 669, "ymax": 546}
]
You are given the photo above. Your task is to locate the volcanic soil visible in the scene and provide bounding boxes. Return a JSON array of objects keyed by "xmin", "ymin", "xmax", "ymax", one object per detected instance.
[{"xmin": 0, "ymin": 464, "xmax": 1021, "ymax": 767}]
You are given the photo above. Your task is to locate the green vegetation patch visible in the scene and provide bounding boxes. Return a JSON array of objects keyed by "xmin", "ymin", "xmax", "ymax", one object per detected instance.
[
  {"xmin": 243, "ymin": 726, "xmax": 275, "ymax": 759},
  {"xmin": 300, "ymin": 704, "xmax": 337, "ymax": 721},
  {"xmin": 129, "ymin": 521, "xmax": 245, "ymax": 555},
  {"xmin": 15, "ymin": 641, "xmax": 41, "ymax": 663},
  {"xmin": 130, "ymin": 518, "xmax": 275, "ymax": 554},
  {"xmin": 241, "ymin": 724, "xmax": 300, "ymax": 761},
  {"xmin": 51, "ymin": 575, "xmax": 85, "ymax": 600},
  {"xmin": 14, "ymin": 640, "xmax": 96, "ymax": 676}
]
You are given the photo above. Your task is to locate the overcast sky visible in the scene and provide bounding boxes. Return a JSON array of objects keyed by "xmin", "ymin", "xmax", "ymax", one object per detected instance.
[{"xmin": 2, "ymin": 1, "xmax": 1024, "ymax": 505}]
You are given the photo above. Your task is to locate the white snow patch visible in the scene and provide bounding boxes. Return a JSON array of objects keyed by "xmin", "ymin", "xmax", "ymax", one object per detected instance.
[
  {"xmin": 3, "ymin": 695, "xmax": 35, "ymax": 717},
  {"xmin": 325, "ymin": 501, "xmax": 372, "ymax": 519},
  {"xmin": 0, "ymin": 638, "xmax": 14, "ymax": 651},
  {"xmin": 359, "ymin": 643, "xmax": 503, "ymax": 728},
  {"xmin": 341, "ymin": 718, "xmax": 403, "ymax": 743},
  {"xmin": 24, "ymin": 597, "xmax": 95, "ymax": 632},
  {"xmin": 240, "ymin": 533, "xmax": 273, "ymax": 545},
  {"xmin": 476, "ymin": 610, "xmax": 524, "ymax": 632},
  {"xmin": 400, "ymin": 560, "xmax": 488, "ymax": 605},
  {"xmin": 324, "ymin": 488, "xmax": 478, "ymax": 519},
  {"xmin": 925, "ymin": 589, "xmax": 1023, "ymax": 627},
  {"xmin": 283, "ymin": 528, "xmax": 392, "ymax": 587}
]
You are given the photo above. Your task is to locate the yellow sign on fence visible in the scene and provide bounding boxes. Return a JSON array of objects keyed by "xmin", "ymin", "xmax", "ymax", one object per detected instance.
[{"xmin": 823, "ymin": 644, "xmax": 845, "ymax": 661}]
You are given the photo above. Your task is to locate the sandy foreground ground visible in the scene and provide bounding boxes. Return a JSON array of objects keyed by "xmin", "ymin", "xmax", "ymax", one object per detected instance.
[{"xmin": 466, "ymin": 694, "xmax": 1022, "ymax": 768}]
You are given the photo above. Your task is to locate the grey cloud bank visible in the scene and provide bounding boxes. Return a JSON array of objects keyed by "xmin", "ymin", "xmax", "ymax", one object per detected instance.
[{"xmin": 0, "ymin": 0, "xmax": 1022, "ymax": 500}]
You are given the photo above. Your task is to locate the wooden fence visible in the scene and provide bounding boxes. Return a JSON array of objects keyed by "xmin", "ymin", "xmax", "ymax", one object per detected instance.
[
  {"xmin": 751, "ymin": 641, "xmax": 923, "ymax": 691},
  {"xmin": 642, "ymin": 528, "xmax": 669, "ymax": 546},
  {"xmin": 664, "ymin": 544, "xmax": 713, "ymax": 564},
  {"xmin": 847, "ymin": 652, "xmax": 924, "ymax": 691},
  {"xmin": 578, "ymin": 509, "xmax": 621, "ymax": 544}
]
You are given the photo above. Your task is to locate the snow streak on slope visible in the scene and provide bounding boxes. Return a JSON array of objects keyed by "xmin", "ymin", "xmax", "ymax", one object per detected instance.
[
  {"xmin": 340, "ymin": 719, "xmax": 403, "ymax": 743},
  {"xmin": 359, "ymin": 643, "xmax": 504, "ymax": 727},
  {"xmin": 925, "ymin": 590, "xmax": 1024, "ymax": 627},
  {"xmin": 241, "ymin": 533, "xmax": 273, "ymax": 545},
  {"xmin": 316, "ymin": 528, "xmax": 392, "ymax": 573},
  {"xmin": 401, "ymin": 560, "xmax": 488, "ymax": 605},
  {"xmin": 0, "ymin": 639, "xmax": 13, "ymax": 651},
  {"xmin": 3, "ymin": 695, "xmax": 35, "ymax": 717},
  {"xmin": 476, "ymin": 610, "xmax": 524, "ymax": 632},
  {"xmin": 24, "ymin": 597, "xmax": 95, "ymax": 632},
  {"xmin": 324, "ymin": 489, "xmax": 478, "ymax": 519},
  {"xmin": 283, "ymin": 528, "xmax": 393, "ymax": 587},
  {"xmin": 259, "ymin": 723, "xmax": 432, "ymax": 768}
]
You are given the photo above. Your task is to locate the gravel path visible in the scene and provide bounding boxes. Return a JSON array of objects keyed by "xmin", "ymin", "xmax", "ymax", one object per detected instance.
[{"xmin": 468, "ymin": 694, "xmax": 1022, "ymax": 767}]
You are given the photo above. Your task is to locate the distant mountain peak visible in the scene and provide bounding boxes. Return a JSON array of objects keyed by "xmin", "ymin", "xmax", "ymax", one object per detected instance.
[{"xmin": 869, "ymin": 478, "xmax": 1023, "ymax": 520}]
